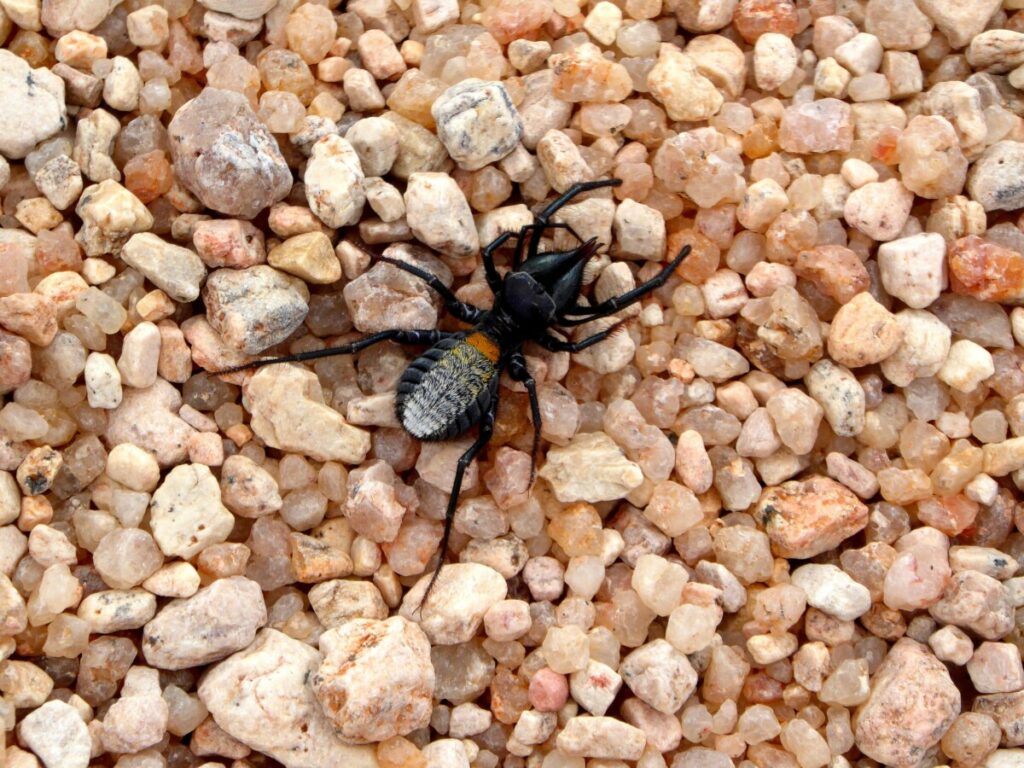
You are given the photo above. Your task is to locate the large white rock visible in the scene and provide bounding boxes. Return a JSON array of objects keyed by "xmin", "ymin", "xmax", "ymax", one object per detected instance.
[
  {"xmin": 0, "ymin": 50, "xmax": 66, "ymax": 159},
  {"xmin": 305, "ymin": 134, "xmax": 365, "ymax": 228},
  {"xmin": 243, "ymin": 364, "xmax": 371, "ymax": 464},
  {"xmin": 149, "ymin": 464, "xmax": 234, "ymax": 559},
  {"xmin": 199, "ymin": 629, "xmax": 378, "ymax": 768},
  {"xmin": 399, "ymin": 563, "xmax": 507, "ymax": 645}
]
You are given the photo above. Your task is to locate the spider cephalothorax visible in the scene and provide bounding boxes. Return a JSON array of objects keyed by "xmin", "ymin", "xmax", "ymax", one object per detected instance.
[{"xmin": 218, "ymin": 178, "xmax": 691, "ymax": 601}]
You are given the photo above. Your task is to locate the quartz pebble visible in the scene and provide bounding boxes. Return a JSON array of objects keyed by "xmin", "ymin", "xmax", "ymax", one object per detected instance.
[
  {"xmin": 19, "ymin": 699, "xmax": 90, "ymax": 768},
  {"xmin": 0, "ymin": 50, "xmax": 67, "ymax": 159},
  {"xmin": 855, "ymin": 638, "xmax": 961, "ymax": 766},
  {"xmin": 432, "ymin": 79, "xmax": 522, "ymax": 171},
  {"xmin": 149, "ymin": 463, "xmax": 234, "ymax": 559},
  {"xmin": 142, "ymin": 577, "xmax": 266, "ymax": 669},
  {"xmin": 169, "ymin": 88, "xmax": 292, "ymax": 219},
  {"xmin": 203, "ymin": 266, "xmax": 309, "ymax": 354},
  {"xmin": 539, "ymin": 432, "xmax": 644, "ymax": 503},
  {"xmin": 199, "ymin": 629, "xmax": 377, "ymax": 768},
  {"xmin": 399, "ymin": 563, "xmax": 506, "ymax": 645},
  {"xmin": 305, "ymin": 135, "xmax": 366, "ymax": 228},
  {"xmin": 314, "ymin": 617, "xmax": 434, "ymax": 742}
]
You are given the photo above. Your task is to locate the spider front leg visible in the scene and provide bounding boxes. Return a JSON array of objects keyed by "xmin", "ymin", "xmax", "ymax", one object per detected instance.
[
  {"xmin": 526, "ymin": 178, "xmax": 623, "ymax": 261},
  {"xmin": 539, "ymin": 320, "xmax": 627, "ymax": 353},
  {"xmin": 419, "ymin": 394, "xmax": 498, "ymax": 608},
  {"xmin": 211, "ymin": 329, "xmax": 453, "ymax": 375},
  {"xmin": 508, "ymin": 351, "xmax": 542, "ymax": 486},
  {"xmin": 559, "ymin": 244, "xmax": 692, "ymax": 324},
  {"xmin": 380, "ymin": 257, "xmax": 483, "ymax": 324}
]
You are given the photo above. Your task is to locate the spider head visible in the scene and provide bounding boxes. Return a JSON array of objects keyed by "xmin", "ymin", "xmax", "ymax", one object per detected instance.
[{"xmin": 504, "ymin": 238, "xmax": 602, "ymax": 330}]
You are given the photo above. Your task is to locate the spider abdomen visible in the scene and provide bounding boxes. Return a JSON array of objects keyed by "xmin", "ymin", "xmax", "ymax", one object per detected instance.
[{"xmin": 396, "ymin": 332, "xmax": 500, "ymax": 442}]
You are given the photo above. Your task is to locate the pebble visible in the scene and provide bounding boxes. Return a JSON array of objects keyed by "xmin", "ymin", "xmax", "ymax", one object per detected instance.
[
  {"xmin": 855, "ymin": 638, "xmax": 961, "ymax": 766},
  {"xmin": 100, "ymin": 666, "xmax": 168, "ymax": 754},
  {"xmin": 34, "ymin": 155, "xmax": 84, "ymax": 211},
  {"xmin": 0, "ymin": 50, "xmax": 67, "ymax": 159},
  {"xmin": 754, "ymin": 33, "xmax": 798, "ymax": 91},
  {"xmin": 143, "ymin": 561, "xmax": 201, "ymax": 598},
  {"xmin": 804, "ymin": 360, "xmax": 865, "ymax": 437},
  {"xmin": 827, "ymin": 291, "xmax": 903, "ymax": 367},
  {"xmin": 621, "ymin": 639, "xmax": 698, "ymax": 715},
  {"xmin": 104, "ymin": 378, "xmax": 196, "ymax": 467},
  {"xmin": 916, "ymin": 0, "xmax": 1002, "ymax": 48},
  {"xmin": 75, "ymin": 180, "xmax": 154, "ymax": 257},
  {"xmin": 967, "ymin": 642, "xmax": 1024, "ymax": 694},
  {"xmin": 843, "ymin": 179, "xmax": 914, "ymax": 242},
  {"xmin": 84, "ymin": 352, "xmax": 122, "ymax": 409},
  {"xmin": 399, "ymin": 563, "xmax": 506, "ymax": 644},
  {"xmin": 898, "ymin": 115, "xmax": 967, "ymax": 199},
  {"xmin": 550, "ymin": 42, "xmax": 632, "ymax": 103},
  {"xmin": 142, "ymin": 576, "xmax": 266, "ymax": 670},
  {"xmin": 203, "ymin": 265, "xmax": 309, "ymax": 354},
  {"xmin": 556, "ymin": 716, "xmax": 647, "ymax": 761},
  {"xmin": 570, "ymin": 659, "xmax": 622, "ymax": 716},
  {"xmin": 199, "ymin": 629, "xmax": 377, "ymax": 768},
  {"xmin": 168, "ymin": 88, "xmax": 292, "ymax": 219},
  {"xmin": 948, "ymin": 235, "xmax": 1024, "ymax": 305},
  {"xmin": 244, "ymin": 365, "xmax": 371, "ymax": 464},
  {"xmin": 18, "ymin": 699, "xmax": 90, "ymax": 768},
  {"xmin": 313, "ymin": 617, "xmax": 434, "ymax": 742},
  {"xmin": 432, "ymin": 79, "xmax": 522, "ymax": 171},
  {"xmin": 78, "ymin": 589, "xmax": 157, "ymax": 633},
  {"xmin": 791, "ymin": 563, "xmax": 871, "ymax": 621},
  {"xmin": 17, "ymin": 447, "xmax": 63, "ymax": 497},
  {"xmin": 648, "ymin": 45, "xmax": 723, "ymax": 121},
  {"xmin": 930, "ymin": 570, "xmax": 1015, "ymax": 641},
  {"xmin": 305, "ymin": 134, "xmax": 366, "ymax": 228},
  {"xmin": 938, "ymin": 339, "xmax": 994, "ymax": 393},
  {"xmin": 756, "ymin": 475, "xmax": 868, "ymax": 558},
  {"xmin": 405, "ymin": 172, "xmax": 479, "ymax": 258},
  {"xmin": 117, "ymin": 321, "xmax": 161, "ymax": 389},
  {"xmin": 538, "ymin": 431, "xmax": 644, "ymax": 503},
  {"xmin": 149, "ymin": 463, "xmax": 234, "ymax": 559},
  {"xmin": 974, "ymin": 691, "xmax": 1024, "ymax": 748},
  {"xmin": 192, "ymin": 219, "xmax": 266, "ymax": 269},
  {"xmin": 778, "ymin": 99, "xmax": 853, "ymax": 154},
  {"xmin": 219, "ymin": 453, "xmax": 281, "ymax": 517},
  {"xmin": 877, "ymin": 233, "xmax": 947, "ymax": 309},
  {"xmin": 308, "ymin": 579, "xmax": 388, "ymax": 628},
  {"xmin": 968, "ymin": 141, "xmax": 1024, "ymax": 212},
  {"xmin": 120, "ymin": 233, "xmax": 207, "ymax": 303},
  {"xmin": 875, "ymin": 310, "xmax": 948, "ymax": 387},
  {"xmin": 267, "ymin": 232, "xmax": 341, "ymax": 284}
]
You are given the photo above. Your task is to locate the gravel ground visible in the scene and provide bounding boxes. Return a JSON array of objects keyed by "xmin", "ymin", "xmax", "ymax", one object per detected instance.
[{"xmin": 2, "ymin": 0, "xmax": 1024, "ymax": 767}]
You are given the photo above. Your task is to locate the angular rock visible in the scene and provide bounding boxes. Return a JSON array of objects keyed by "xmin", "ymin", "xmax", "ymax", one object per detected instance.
[
  {"xmin": 0, "ymin": 50, "xmax": 67, "ymax": 159},
  {"xmin": 399, "ymin": 562, "xmax": 507, "ymax": 645},
  {"xmin": 143, "ymin": 577, "xmax": 267, "ymax": 670},
  {"xmin": 539, "ymin": 431, "xmax": 644, "ymax": 503},
  {"xmin": 313, "ymin": 617, "xmax": 434, "ymax": 743},
  {"xmin": 120, "ymin": 233, "xmax": 207, "ymax": 303},
  {"xmin": 199, "ymin": 629, "xmax": 377, "ymax": 768},
  {"xmin": 305, "ymin": 134, "xmax": 365, "ymax": 228},
  {"xmin": 19, "ymin": 699, "xmax": 90, "ymax": 768},
  {"xmin": 405, "ymin": 172, "xmax": 479, "ymax": 258},
  {"xmin": 150, "ymin": 463, "xmax": 235, "ymax": 559},
  {"xmin": 756, "ymin": 475, "xmax": 869, "ymax": 559},
  {"xmin": 203, "ymin": 266, "xmax": 309, "ymax": 354},
  {"xmin": 969, "ymin": 142, "xmax": 1024, "ymax": 213},
  {"xmin": 169, "ymin": 88, "xmax": 292, "ymax": 218},
  {"xmin": 432, "ymin": 79, "xmax": 523, "ymax": 171},
  {"xmin": 929, "ymin": 570, "xmax": 1015, "ymax": 641},
  {"xmin": 243, "ymin": 364, "xmax": 371, "ymax": 464},
  {"xmin": 855, "ymin": 638, "xmax": 961, "ymax": 766},
  {"xmin": 104, "ymin": 378, "xmax": 197, "ymax": 467}
]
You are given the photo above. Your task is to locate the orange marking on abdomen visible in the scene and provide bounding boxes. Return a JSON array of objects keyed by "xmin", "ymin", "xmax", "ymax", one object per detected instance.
[{"xmin": 466, "ymin": 332, "xmax": 500, "ymax": 363}]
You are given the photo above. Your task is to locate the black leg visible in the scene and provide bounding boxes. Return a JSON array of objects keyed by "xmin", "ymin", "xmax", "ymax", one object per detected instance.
[
  {"xmin": 380, "ymin": 257, "xmax": 483, "ymax": 324},
  {"xmin": 527, "ymin": 179, "xmax": 622, "ymax": 263},
  {"xmin": 419, "ymin": 399, "xmax": 498, "ymax": 609},
  {"xmin": 508, "ymin": 352, "xmax": 542, "ymax": 487},
  {"xmin": 481, "ymin": 230, "xmax": 513, "ymax": 293},
  {"xmin": 210, "ymin": 329, "xmax": 452, "ymax": 375},
  {"xmin": 558, "ymin": 244, "xmax": 691, "ymax": 323},
  {"xmin": 538, "ymin": 320, "xmax": 626, "ymax": 353}
]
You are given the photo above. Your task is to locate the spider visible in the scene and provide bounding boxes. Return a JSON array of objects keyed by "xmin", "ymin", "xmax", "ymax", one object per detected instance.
[{"xmin": 218, "ymin": 178, "xmax": 690, "ymax": 600}]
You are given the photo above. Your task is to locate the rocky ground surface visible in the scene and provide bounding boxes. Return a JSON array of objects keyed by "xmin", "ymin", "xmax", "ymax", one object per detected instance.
[{"xmin": 2, "ymin": 0, "xmax": 1024, "ymax": 767}]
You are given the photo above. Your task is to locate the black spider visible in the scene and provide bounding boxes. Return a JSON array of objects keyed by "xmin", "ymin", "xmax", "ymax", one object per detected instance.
[{"xmin": 218, "ymin": 178, "xmax": 690, "ymax": 601}]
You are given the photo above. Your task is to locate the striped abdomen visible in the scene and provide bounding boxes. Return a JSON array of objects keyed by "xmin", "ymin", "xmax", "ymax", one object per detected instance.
[{"xmin": 396, "ymin": 332, "xmax": 500, "ymax": 441}]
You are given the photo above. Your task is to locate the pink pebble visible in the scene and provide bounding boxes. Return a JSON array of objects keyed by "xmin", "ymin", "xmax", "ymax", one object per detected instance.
[{"xmin": 529, "ymin": 667, "xmax": 569, "ymax": 712}]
